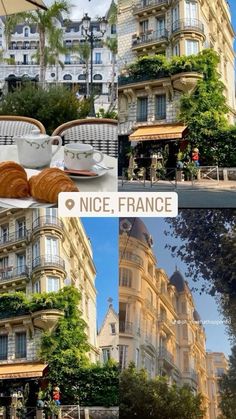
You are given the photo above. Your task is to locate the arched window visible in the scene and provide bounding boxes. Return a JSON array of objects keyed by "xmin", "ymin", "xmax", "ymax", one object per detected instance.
[
  {"xmin": 63, "ymin": 74, "xmax": 72, "ymax": 81},
  {"xmin": 24, "ymin": 27, "xmax": 29, "ymax": 37},
  {"xmin": 78, "ymin": 74, "xmax": 86, "ymax": 80},
  {"xmin": 119, "ymin": 268, "xmax": 132, "ymax": 287},
  {"xmin": 93, "ymin": 74, "xmax": 102, "ymax": 81}
]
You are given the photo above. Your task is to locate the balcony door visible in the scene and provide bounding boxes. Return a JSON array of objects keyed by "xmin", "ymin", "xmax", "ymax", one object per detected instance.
[
  {"xmin": 46, "ymin": 237, "xmax": 59, "ymax": 263},
  {"xmin": 119, "ymin": 302, "xmax": 129, "ymax": 333},
  {"xmin": 172, "ymin": 4, "xmax": 179, "ymax": 29},
  {"xmin": 0, "ymin": 257, "xmax": 9, "ymax": 279},
  {"xmin": 16, "ymin": 254, "xmax": 26, "ymax": 275},
  {"xmin": 156, "ymin": 17, "xmax": 165, "ymax": 37},
  {"xmin": 46, "ymin": 208, "xmax": 57, "ymax": 224},
  {"xmin": 0, "ymin": 224, "xmax": 9, "ymax": 244},
  {"xmin": 16, "ymin": 218, "xmax": 26, "ymax": 239},
  {"xmin": 185, "ymin": 1, "xmax": 198, "ymax": 26}
]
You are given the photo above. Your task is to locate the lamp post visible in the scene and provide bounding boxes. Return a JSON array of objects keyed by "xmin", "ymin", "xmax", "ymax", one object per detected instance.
[{"xmin": 82, "ymin": 13, "xmax": 108, "ymax": 117}]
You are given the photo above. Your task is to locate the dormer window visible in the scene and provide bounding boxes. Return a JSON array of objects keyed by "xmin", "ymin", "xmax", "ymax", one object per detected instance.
[{"xmin": 24, "ymin": 27, "xmax": 29, "ymax": 37}]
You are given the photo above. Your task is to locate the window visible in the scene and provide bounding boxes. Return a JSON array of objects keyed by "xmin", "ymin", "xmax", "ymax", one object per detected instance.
[
  {"xmin": 172, "ymin": 4, "xmax": 180, "ymax": 28},
  {"xmin": 155, "ymin": 94, "xmax": 166, "ymax": 120},
  {"xmin": 185, "ymin": 0, "xmax": 198, "ymax": 24},
  {"xmin": 0, "ymin": 225, "xmax": 9, "ymax": 243},
  {"xmin": 140, "ymin": 19, "xmax": 148, "ymax": 33},
  {"xmin": 156, "ymin": 17, "xmax": 165, "ymax": 36},
  {"xmin": 34, "ymin": 280, "xmax": 40, "ymax": 293},
  {"xmin": 119, "ymin": 268, "xmax": 132, "ymax": 287},
  {"xmin": 102, "ymin": 348, "xmax": 111, "ymax": 362},
  {"xmin": 110, "ymin": 323, "xmax": 116, "ymax": 334},
  {"xmin": 65, "ymin": 54, "xmax": 71, "ymax": 64},
  {"xmin": 33, "ymin": 240, "xmax": 40, "ymax": 261},
  {"xmin": 0, "ymin": 257, "xmax": 8, "ymax": 279},
  {"xmin": 111, "ymin": 24, "xmax": 116, "ymax": 35},
  {"xmin": 15, "ymin": 332, "xmax": 27, "ymax": 358},
  {"xmin": 23, "ymin": 54, "xmax": 28, "ymax": 65},
  {"xmin": 16, "ymin": 254, "xmax": 26, "ymax": 275},
  {"xmin": 78, "ymin": 74, "xmax": 86, "ymax": 80},
  {"xmin": 137, "ymin": 97, "xmax": 148, "ymax": 122},
  {"xmin": 186, "ymin": 40, "xmax": 199, "ymax": 55},
  {"xmin": 45, "ymin": 209, "xmax": 57, "ymax": 224},
  {"xmin": 46, "ymin": 276, "xmax": 60, "ymax": 293},
  {"xmin": 95, "ymin": 53, "xmax": 102, "ymax": 64},
  {"xmin": 16, "ymin": 218, "xmax": 26, "ymax": 239},
  {"xmin": 146, "ymin": 288, "xmax": 153, "ymax": 305},
  {"xmin": 93, "ymin": 74, "xmax": 102, "ymax": 80},
  {"xmin": 0, "ymin": 335, "xmax": 8, "ymax": 360},
  {"xmin": 45, "ymin": 237, "xmax": 59, "ymax": 262},
  {"xmin": 24, "ymin": 27, "xmax": 29, "ymax": 37},
  {"xmin": 119, "ymin": 345, "xmax": 128, "ymax": 369},
  {"xmin": 173, "ymin": 42, "xmax": 180, "ymax": 56},
  {"xmin": 63, "ymin": 74, "xmax": 72, "ymax": 80}
]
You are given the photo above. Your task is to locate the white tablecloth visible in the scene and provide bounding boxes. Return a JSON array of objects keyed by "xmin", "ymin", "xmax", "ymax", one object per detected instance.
[{"xmin": 0, "ymin": 145, "xmax": 117, "ymax": 193}]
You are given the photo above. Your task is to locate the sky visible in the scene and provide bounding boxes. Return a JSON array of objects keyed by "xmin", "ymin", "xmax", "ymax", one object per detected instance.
[
  {"xmin": 45, "ymin": 0, "xmax": 111, "ymax": 19},
  {"xmin": 143, "ymin": 218, "xmax": 232, "ymax": 357},
  {"xmin": 81, "ymin": 218, "xmax": 118, "ymax": 330}
]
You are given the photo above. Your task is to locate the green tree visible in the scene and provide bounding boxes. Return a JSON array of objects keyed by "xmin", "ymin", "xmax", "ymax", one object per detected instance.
[
  {"xmin": 219, "ymin": 346, "xmax": 236, "ymax": 419},
  {"xmin": 40, "ymin": 286, "xmax": 90, "ymax": 385},
  {"xmin": 5, "ymin": 1, "xmax": 71, "ymax": 84},
  {"xmin": 179, "ymin": 49, "xmax": 229, "ymax": 165},
  {"xmin": 120, "ymin": 364, "xmax": 205, "ymax": 419},
  {"xmin": 105, "ymin": 37, "xmax": 117, "ymax": 107},
  {"xmin": 165, "ymin": 210, "xmax": 236, "ymax": 338},
  {"xmin": 75, "ymin": 42, "xmax": 91, "ymax": 97}
]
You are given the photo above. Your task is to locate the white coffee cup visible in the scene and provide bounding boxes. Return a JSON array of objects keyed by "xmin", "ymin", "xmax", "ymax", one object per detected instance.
[{"xmin": 64, "ymin": 143, "xmax": 104, "ymax": 170}]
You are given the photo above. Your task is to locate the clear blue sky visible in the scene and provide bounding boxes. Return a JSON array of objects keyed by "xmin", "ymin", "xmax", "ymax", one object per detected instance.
[
  {"xmin": 143, "ymin": 218, "xmax": 232, "ymax": 357},
  {"xmin": 81, "ymin": 218, "xmax": 118, "ymax": 330},
  {"xmin": 228, "ymin": 0, "xmax": 236, "ymax": 44}
]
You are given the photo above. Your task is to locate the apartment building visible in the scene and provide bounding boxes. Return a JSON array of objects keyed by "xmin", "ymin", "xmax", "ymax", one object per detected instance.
[
  {"xmin": 118, "ymin": 0, "xmax": 236, "ymax": 139},
  {"xmin": 206, "ymin": 352, "xmax": 228, "ymax": 418},
  {"xmin": 119, "ymin": 217, "xmax": 227, "ymax": 419},
  {"xmin": 0, "ymin": 209, "xmax": 99, "ymax": 391},
  {"xmin": 0, "ymin": 1, "xmax": 117, "ymax": 107},
  {"xmin": 98, "ymin": 301, "xmax": 119, "ymax": 363}
]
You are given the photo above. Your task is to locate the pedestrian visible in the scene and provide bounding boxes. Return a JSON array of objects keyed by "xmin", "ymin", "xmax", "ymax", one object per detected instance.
[
  {"xmin": 192, "ymin": 147, "xmax": 200, "ymax": 167},
  {"xmin": 53, "ymin": 386, "xmax": 61, "ymax": 406}
]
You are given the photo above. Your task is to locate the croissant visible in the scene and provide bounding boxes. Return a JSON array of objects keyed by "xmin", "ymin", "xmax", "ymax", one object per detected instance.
[
  {"xmin": 29, "ymin": 168, "xmax": 78, "ymax": 203},
  {"xmin": 0, "ymin": 161, "xmax": 30, "ymax": 198}
]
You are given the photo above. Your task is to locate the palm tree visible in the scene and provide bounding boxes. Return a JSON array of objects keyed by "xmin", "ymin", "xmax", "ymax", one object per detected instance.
[
  {"xmin": 105, "ymin": 0, "xmax": 117, "ymax": 108},
  {"xmin": 5, "ymin": 1, "xmax": 71, "ymax": 85},
  {"xmin": 105, "ymin": 37, "xmax": 117, "ymax": 106},
  {"xmin": 75, "ymin": 42, "xmax": 91, "ymax": 97}
]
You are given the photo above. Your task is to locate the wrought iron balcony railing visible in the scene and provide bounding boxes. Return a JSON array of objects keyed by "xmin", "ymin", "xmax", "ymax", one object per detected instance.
[
  {"xmin": 134, "ymin": 0, "xmax": 168, "ymax": 13},
  {"xmin": 158, "ymin": 347, "xmax": 174, "ymax": 364},
  {"xmin": 32, "ymin": 255, "xmax": 65, "ymax": 270},
  {"xmin": 119, "ymin": 321, "xmax": 133, "ymax": 334},
  {"xmin": 172, "ymin": 19, "xmax": 204, "ymax": 35},
  {"xmin": 132, "ymin": 29, "xmax": 168, "ymax": 47},
  {"xmin": 0, "ymin": 229, "xmax": 28, "ymax": 247},
  {"xmin": 118, "ymin": 70, "xmax": 168, "ymax": 86},
  {"xmin": 0, "ymin": 265, "xmax": 29, "ymax": 282},
  {"xmin": 32, "ymin": 216, "xmax": 63, "ymax": 231}
]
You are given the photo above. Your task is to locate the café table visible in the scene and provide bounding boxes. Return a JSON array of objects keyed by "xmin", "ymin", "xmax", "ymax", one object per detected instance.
[{"xmin": 0, "ymin": 145, "xmax": 117, "ymax": 193}]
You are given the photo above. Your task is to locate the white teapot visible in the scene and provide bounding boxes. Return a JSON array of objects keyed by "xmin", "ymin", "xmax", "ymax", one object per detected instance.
[{"xmin": 14, "ymin": 129, "xmax": 62, "ymax": 169}]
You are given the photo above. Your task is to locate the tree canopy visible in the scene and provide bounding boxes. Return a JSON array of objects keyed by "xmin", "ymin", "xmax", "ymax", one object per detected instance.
[
  {"xmin": 165, "ymin": 210, "xmax": 236, "ymax": 338},
  {"xmin": 120, "ymin": 364, "xmax": 205, "ymax": 419},
  {"xmin": 219, "ymin": 346, "xmax": 236, "ymax": 419}
]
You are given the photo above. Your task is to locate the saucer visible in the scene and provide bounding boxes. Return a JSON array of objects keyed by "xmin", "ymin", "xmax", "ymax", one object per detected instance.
[{"xmin": 66, "ymin": 165, "xmax": 108, "ymax": 180}]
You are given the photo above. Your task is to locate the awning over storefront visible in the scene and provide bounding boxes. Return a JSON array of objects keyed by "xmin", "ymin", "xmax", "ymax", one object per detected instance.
[
  {"xmin": 129, "ymin": 124, "xmax": 188, "ymax": 141},
  {"xmin": 0, "ymin": 363, "xmax": 48, "ymax": 379}
]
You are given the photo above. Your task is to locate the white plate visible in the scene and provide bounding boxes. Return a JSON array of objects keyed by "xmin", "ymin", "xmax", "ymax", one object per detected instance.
[{"xmin": 66, "ymin": 165, "xmax": 108, "ymax": 180}]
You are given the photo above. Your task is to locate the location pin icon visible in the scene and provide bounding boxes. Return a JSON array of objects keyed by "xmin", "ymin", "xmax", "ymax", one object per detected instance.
[{"xmin": 65, "ymin": 199, "xmax": 75, "ymax": 211}]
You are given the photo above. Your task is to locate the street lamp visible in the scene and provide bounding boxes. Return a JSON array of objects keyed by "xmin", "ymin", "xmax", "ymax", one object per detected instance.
[{"xmin": 82, "ymin": 13, "xmax": 108, "ymax": 117}]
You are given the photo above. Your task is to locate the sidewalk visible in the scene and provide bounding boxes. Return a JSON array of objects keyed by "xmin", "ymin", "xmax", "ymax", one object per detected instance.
[{"xmin": 118, "ymin": 179, "xmax": 236, "ymax": 191}]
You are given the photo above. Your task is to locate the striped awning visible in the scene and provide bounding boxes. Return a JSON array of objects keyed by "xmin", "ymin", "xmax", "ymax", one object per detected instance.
[
  {"xmin": 0, "ymin": 363, "xmax": 48, "ymax": 379},
  {"xmin": 129, "ymin": 124, "xmax": 188, "ymax": 141}
]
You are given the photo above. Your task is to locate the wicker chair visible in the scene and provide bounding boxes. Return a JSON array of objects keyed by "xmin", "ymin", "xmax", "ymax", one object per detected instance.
[
  {"xmin": 0, "ymin": 115, "xmax": 46, "ymax": 145},
  {"xmin": 52, "ymin": 118, "xmax": 118, "ymax": 158}
]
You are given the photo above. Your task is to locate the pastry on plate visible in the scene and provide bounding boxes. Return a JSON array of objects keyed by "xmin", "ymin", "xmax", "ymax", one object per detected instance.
[
  {"xmin": 29, "ymin": 168, "xmax": 78, "ymax": 203},
  {"xmin": 0, "ymin": 161, "xmax": 30, "ymax": 198}
]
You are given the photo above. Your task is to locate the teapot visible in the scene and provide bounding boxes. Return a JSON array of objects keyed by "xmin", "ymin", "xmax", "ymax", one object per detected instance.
[{"xmin": 14, "ymin": 129, "xmax": 62, "ymax": 169}]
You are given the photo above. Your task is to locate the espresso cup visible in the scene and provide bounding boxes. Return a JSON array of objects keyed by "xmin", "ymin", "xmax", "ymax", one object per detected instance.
[{"xmin": 64, "ymin": 143, "xmax": 104, "ymax": 170}]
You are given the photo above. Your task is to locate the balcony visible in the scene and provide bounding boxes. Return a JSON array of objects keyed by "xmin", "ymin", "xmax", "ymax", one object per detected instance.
[
  {"xmin": 134, "ymin": 0, "xmax": 169, "ymax": 15},
  {"xmin": 182, "ymin": 370, "xmax": 198, "ymax": 387},
  {"xmin": 119, "ymin": 321, "xmax": 133, "ymax": 335},
  {"xmin": 132, "ymin": 29, "xmax": 168, "ymax": 51},
  {"xmin": 0, "ymin": 230, "xmax": 29, "ymax": 251},
  {"xmin": 158, "ymin": 316, "xmax": 175, "ymax": 335},
  {"xmin": 32, "ymin": 309, "xmax": 64, "ymax": 331},
  {"xmin": 0, "ymin": 266, "xmax": 29, "ymax": 286},
  {"xmin": 158, "ymin": 347, "xmax": 175, "ymax": 367},
  {"xmin": 121, "ymin": 251, "xmax": 144, "ymax": 267},
  {"xmin": 172, "ymin": 19, "xmax": 205, "ymax": 37},
  {"xmin": 32, "ymin": 216, "xmax": 63, "ymax": 236},
  {"xmin": 32, "ymin": 255, "xmax": 65, "ymax": 272}
]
